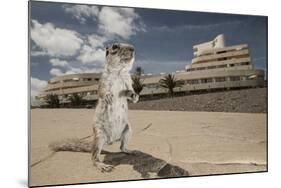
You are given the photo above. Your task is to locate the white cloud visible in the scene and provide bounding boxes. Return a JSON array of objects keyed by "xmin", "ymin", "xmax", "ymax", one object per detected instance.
[
  {"xmin": 33, "ymin": 6, "xmax": 146, "ymax": 82},
  {"xmin": 64, "ymin": 66, "xmax": 101, "ymax": 74},
  {"xmin": 152, "ymin": 20, "xmax": 244, "ymax": 32},
  {"xmin": 63, "ymin": 5, "xmax": 145, "ymax": 39},
  {"xmin": 49, "ymin": 63, "xmax": 103, "ymax": 77},
  {"xmin": 31, "ymin": 20, "xmax": 83, "ymax": 57},
  {"xmin": 31, "ymin": 77, "xmax": 47, "ymax": 96},
  {"xmin": 76, "ymin": 45, "xmax": 105, "ymax": 64},
  {"xmin": 50, "ymin": 68, "xmax": 64, "ymax": 76},
  {"xmin": 63, "ymin": 5, "xmax": 99, "ymax": 24},
  {"xmin": 58, "ymin": 66, "xmax": 103, "ymax": 75},
  {"xmin": 30, "ymin": 50, "xmax": 48, "ymax": 57},
  {"xmin": 83, "ymin": 67, "xmax": 104, "ymax": 73},
  {"xmin": 76, "ymin": 34, "xmax": 107, "ymax": 65},
  {"xmin": 49, "ymin": 58, "xmax": 68, "ymax": 67},
  {"xmin": 98, "ymin": 7, "xmax": 144, "ymax": 39},
  {"xmin": 88, "ymin": 34, "xmax": 107, "ymax": 49},
  {"xmin": 64, "ymin": 67, "xmax": 83, "ymax": 75}
]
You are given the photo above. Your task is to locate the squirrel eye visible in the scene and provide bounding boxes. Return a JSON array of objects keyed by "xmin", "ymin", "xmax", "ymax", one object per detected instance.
[{"xmin": 112, "ymin": 44, "xmax": 119, "ymax": 50}]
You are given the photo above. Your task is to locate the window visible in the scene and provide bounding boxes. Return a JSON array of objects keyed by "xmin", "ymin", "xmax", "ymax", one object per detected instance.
[
  {"xmin": 217, "ymin": 50, "xmax": 226, "ymax": 54},
  {"xmin": 196, "ymin": 67, "xmax": 206, "ymax": 71},
  {"xmin": 217, "ymin": 64, "xmax": 227, "ymax": 68},
  {"xmin": 240, "ymin": 62, "xmax": 250, "ymax": 66},
  {"xmin": 83, "ymin": 78, "xmax": 92, "ymax": 81},
  {"xmin": 201, "ymin": 78, "xmax": 213, "ymax": 83},
  {"xmin": 186, "ymin": 68, "xmax": 195, "ymax": 72},
  {"xmin": 218, "ymin": 57, "xmax": 228, "ymax": 61},
  {"xmin": 240, "ymin": 76, "xmax": 246, "ymax": 81},
  {"xmin": 215, "ymin": 77, "xmax": 226, "ymax": 82},
  {"xmin": 206, "ymin": 78, "xmax": 213, "ymax": 83},
  {"xmin": 186, "ymin": 79, "xmax": 199, "ymax": 85},
  {"xmin": 63, "ymin": 79, "xmax": 73, "ymax": 83},
  {"xmin": 201, "ymin": 79, "xmax": 206, "ymax": 84},
  {"xmin": 93, "ymin": 90, "xmax": 98, "ymax": 94},
  {"xmin": 229, "ymin": 76, "xmax": 240, "ymax": 81},
  {"xmin": 207, "ymin": 66, "xmax": 216, "ymax": 69}
]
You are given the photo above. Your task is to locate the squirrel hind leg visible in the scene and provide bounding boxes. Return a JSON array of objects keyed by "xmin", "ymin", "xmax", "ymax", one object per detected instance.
[
  {"xmin": 91, "ymin": 133, "xmax": 114, "ymax": 172},
  {"xmin": 120, "ymin": 124, "xmax": 136, "ymax": 155}
]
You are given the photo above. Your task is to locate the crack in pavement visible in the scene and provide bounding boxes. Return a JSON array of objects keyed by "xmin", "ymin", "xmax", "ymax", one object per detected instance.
[
  {"xmin": 166, "ymin": 138, "xmax": 173, "ymax": 162},
  {"xmin": 141, "ymin": 123, "xmax": 152, "ymax": 132},
  {"xmin": 30, "ymin": 151, "xmax": 56, "ymax": 168},
  {"xmin": 31, "ymin": 134, "xmax": 94, "ymax": 168},
  {"xmin": 138, "ymin": 131, "xmax": 174, "ymax": 163}
]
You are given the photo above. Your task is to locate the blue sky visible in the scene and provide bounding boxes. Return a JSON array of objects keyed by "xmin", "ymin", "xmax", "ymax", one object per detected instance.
[{"xmin": 30, "ymin": 1, "xmax": 267, "ymax": 96}]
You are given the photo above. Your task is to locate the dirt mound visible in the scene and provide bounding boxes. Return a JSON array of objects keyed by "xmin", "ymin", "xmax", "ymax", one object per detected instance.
[{"xmin": 129, "ymin": 88, "xmax": 267, "ymax": 113}]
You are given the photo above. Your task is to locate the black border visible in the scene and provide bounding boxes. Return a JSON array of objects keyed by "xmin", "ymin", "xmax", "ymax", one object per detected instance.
[{"xmin": 28, "ymin": 0, "xmax": 269, "ymax": 187}]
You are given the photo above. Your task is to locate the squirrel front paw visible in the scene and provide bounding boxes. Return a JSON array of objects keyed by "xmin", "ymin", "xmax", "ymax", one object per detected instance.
[
  {"xmin": 104, "ymin": 93, "xmax": 113, "ymax": 105},
  {"xmin": 126, "ymin": 90, "xmax": 139, "ymax": 103},
  {"xmin": 120, "ymin": 90, "xmax": 139, "ymax": 103},
  {"xmin": 131, "ymin": 93, "xmax": 139, "ymax": 103}
]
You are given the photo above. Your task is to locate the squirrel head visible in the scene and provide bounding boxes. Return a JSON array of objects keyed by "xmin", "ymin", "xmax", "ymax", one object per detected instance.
[{"xmin": 105, "ymin": 43, "xmax": 135, "ymax": 73}]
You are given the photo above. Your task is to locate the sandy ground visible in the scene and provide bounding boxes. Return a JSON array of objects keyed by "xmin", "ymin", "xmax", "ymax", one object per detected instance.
[{"xmin": 30, "ymin": 109, "xmax": 267, "ymax": 187}]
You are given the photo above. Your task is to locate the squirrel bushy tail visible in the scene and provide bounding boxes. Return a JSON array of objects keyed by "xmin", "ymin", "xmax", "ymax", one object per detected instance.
[{"xmin": 49, "ymin": 137, "xmax": 93, "ymax": 153}]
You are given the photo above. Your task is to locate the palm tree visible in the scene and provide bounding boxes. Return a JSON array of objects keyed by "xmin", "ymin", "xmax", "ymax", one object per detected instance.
[
  {"xmin": 159, "ymin": 74, "xmax": 184, "ymax": 97},
  {"xmin": 132, "ymin": 76, "xmax": 144, "ymax": 95},
  {"xmin": 69, "ymin": 93, "xmax": 83, "ymax": 107},
  {"xmin": 45, "ymin": 94, "xmax": 60, "ymax": 108},
  {"xmin": 134, "ymin": 66, "xmax": 144, "ymax": 76}
]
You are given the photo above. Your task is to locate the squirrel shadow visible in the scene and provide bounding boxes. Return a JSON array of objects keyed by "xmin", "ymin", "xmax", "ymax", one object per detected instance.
[
  {"xmin": 49, "ymin": 138, "xmax": 189, "ymax": 178},
  {"xmin": 102, "ymin": 150, "xmax": 189, "ymax": 178}
]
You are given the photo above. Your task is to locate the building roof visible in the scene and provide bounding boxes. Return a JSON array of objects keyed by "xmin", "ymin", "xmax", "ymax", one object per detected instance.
[{"xmin": 49, "ymin": 73, "xmax": 101, "ymax": 83}]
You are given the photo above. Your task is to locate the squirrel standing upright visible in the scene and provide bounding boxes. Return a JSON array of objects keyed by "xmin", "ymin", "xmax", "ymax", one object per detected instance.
[{"xmin": 91, "ymin": 43, "xmax": 139, "ymax": 172}]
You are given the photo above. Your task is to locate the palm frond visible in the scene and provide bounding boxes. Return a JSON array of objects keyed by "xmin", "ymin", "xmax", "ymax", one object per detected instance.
[
  {"xmin": 158, "ymin": 74, "xmax": 184, "ymax": 97},
  {"xmin": 132, "ymin": 76, "xmax": 144, "ymax": 94}
]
